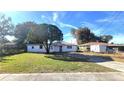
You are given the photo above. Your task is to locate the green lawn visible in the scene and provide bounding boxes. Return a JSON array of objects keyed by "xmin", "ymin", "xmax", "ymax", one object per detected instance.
[{"xmin": 0, "ymin": 53, "xmax": 117, "ymax": 73}]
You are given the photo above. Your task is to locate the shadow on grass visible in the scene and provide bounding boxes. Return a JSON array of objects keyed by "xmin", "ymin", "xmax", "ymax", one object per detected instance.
[
  {"xmin": 86, "ymin": 55, "xmax": 114, "ymax": 62},
  {"xmin": 0, "ymin": 51, "xmax": 25, "ymax": 63},
  {"xmin": 3, "ymin": 51, "xmax": 25, "ymax": 56},
  {"xmin": 45, "ymin": 53, "xmax": 88, "ymax": 62},
  {"xmin": 0, "ymin": 57, "xmax": 15, "ymax": 63},
  {"xmin": 45, "ymin": 52, "xmax": 114, "ymax": 63}
]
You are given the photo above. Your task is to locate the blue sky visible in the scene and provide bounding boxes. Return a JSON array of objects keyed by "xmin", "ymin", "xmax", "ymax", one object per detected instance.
[{"xmin": 2, "ymin": 11, "xmax": 124, "ymax": 44}]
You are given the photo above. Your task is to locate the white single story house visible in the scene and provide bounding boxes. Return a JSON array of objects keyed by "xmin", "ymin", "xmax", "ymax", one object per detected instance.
[
  {"xmin": 79, "ymin": 42, "xmax": 124, "ymax": 53},
  {"xmin": 90, "ymin": 43, "xmax": 107, "ymax": 53},
  {"xmin": 27, "ymin": 41, "xmax": 78, "ymax": 53}
]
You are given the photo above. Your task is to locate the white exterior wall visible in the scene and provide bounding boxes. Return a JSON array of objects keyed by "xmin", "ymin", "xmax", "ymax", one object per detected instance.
[
  {"xmin": 27, "ymin": 45, "xmax": 46, "ymax": 53},
  {"xmin": 90, "ymin": 45, "xmax": 106, "ymax": 52},
  {"xmin": 51, "ymin": 46, "xmax": 60, "ymax": 52},
  {"xmin": 90, "ymin": 45, "xmax": 98, "ymax": 52},
  {"xmin": 62, "ymin": 45, "xmax": 77, "ymax": 52},
  {"xmin": 99, "ymin": 45, "xmax": 107, "ymax": 52},
  {"xmin": 27, "ymin": 44, "xmax": 77, "ymax": 53}
]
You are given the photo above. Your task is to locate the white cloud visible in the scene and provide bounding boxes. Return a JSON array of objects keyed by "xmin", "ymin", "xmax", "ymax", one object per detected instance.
[
  {"xmin": 96, "ymin": 12, "xmax": 124, "ymax": 23},
  {"xmin": 96, "ymin": 12, "xmax": 115, "ymax": 23},
  {"xmin": 41, "ymin": 12, "xmax": 77, "ymax": 29},
  {"xmin": 53, "ymin": 12, "xmax": 58, "ymax": 22},
  {"xmin": 64, "ymin": 37, "xmax": 77, "ymax": 44},
  {"xmin": 59, "ymin": 22, "xmax": 78, "ymax": 29},
  {"xmin": 63, "ymin": 32, "xmax": 77, "ymax": 44},
  {"xmin": 64, "ymin": 32, "xmax": 72, "ymax": 37},
  {"xmin": 110, "ymin": 34, "xmax": 124, "ymax": 44},
  {"xmin": 96, "ymin": 17, "xmax": 123, "ymax": 23},
  {"xmin": 96, "ymin": 18, "xmax": 113, "ymax": 23},
  {"xmin": 52, "ymin": 12, "xmax": 78, "ymax": 29}
]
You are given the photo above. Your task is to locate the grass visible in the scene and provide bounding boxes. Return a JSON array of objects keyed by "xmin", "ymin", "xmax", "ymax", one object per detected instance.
[{"xmin": 0, "ymin": 53, "xmax": 117, "ymax": 73}]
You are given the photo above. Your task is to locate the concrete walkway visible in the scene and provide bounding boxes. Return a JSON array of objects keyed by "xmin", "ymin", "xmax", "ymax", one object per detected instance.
[
  {"xmin": 1, "ymin": 72, "xmax": 124, "ymax": 81},
  {"xmin": 97, "ymin": 61, "xmax": 124, "ymax": 72}
]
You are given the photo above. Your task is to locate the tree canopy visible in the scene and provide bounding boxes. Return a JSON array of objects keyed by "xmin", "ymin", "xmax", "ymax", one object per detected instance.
[
  {"xmin": 71, "ymin": 27, "xmax": 97, "ymax": 44},
  {"xmin": 100, "ymin": 35, "xmax": 113, "ymax": 43},
  {"xmin": 0, "ymin": 14, "xmax": 14, "ymax": 58},
  {"xmin": 14, "ymin": 22, "xmax": 37, "ymax": 45},
  {"xmin": 0, "ymin": 14, "xmax": 14, "ymax": 41},
  {"xmin": 71, "ymin": 27, "xmax": 113, "ymax": 44},
  {"xmin": 27, "ymin": 23, "xmax": 63, "ymax": 53}
]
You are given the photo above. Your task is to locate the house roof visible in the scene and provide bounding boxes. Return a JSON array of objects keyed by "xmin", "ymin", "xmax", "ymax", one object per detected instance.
[
  {"xmin": 51, "ymin": 41, "xmax": 77, "ymax": 46},
  {"xmin": 80, "ymin": 42, "xmax": 108, "ymax": 46},
  {"xmin": 27, "ymin": 41, "xmax": 77, "ymax": 46},
  {"xmin": 79, "ymin": 42, "xmax": 124, "ymax": 47},
  {"xmin": 108, "ymin": 44, "xmax": 124, "ymax": 47}
]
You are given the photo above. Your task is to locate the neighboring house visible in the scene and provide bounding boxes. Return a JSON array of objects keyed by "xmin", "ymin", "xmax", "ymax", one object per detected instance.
[
  {"xmin": 3, "ymin": 43, "xmax": 18, "ymax": 49},
  {"xmin": 27, "ymin": 41, "xmax": 78, "ymax": 53},
  {"xmin": 79, "ymin": 42, "xmax": 124, "ymax": 53}
]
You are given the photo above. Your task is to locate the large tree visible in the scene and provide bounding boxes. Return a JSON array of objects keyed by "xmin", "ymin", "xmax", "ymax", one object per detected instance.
[
  {"xmin": 71, "ymin": 27, "xmax": 113, "ymax": 44},
  {"xmin": 27, "ymin": 24, "xmax": 63, "ymax": 53},
  {"xmin": 0, "ymin": 14, "xmax": 14, "ymax": 59},
  {"xmin": 14, "ymin": 22, "xmax": 37, "ymax": 49},
  {"xmin": 71, "ymin": 27, "xmax": 98, "ymax": 44}
]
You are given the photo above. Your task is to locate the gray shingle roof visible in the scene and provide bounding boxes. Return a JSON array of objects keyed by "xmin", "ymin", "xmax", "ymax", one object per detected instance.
[{"xmin": 79, "ymin": 42, "xmax": 124, "ymax": 47}]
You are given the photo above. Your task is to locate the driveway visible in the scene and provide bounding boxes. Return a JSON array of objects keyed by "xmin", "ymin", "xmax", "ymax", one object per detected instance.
[
  {"xmin": 96, "ymin": 61, "xmax": 124, "ymax": 72},
  {"xmin": 1, "ymin": 72, "xmax": 124, "ymax": 81},
  {"xmin": 85, "ymin": 54, "xmax": 124, "ymax": 72}
]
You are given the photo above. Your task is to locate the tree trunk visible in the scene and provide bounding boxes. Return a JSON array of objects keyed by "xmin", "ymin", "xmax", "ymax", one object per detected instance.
[
  {"xmin": 46, "ymin": 47, "xmax": 49, "ymax": 54},
  {"xmin": 43, "ymin": 41, "xmax": 51, "ymax": 54},
  {"xmin": 44, "ymin": 43, "xmax": 50, "ymax": 54}
]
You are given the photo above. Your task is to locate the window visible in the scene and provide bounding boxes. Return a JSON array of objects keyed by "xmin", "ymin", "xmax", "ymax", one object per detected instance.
[
  {"xmin": 32, "ymin": 46, "xmax": 34, "ymax": 49},
  {"xmin": 67, "ymin": 46, "xmax": 72, "ymax": 49},
  {"xmin": 40, "ymin": 45, "xmax": 42, "ymax": 49}
]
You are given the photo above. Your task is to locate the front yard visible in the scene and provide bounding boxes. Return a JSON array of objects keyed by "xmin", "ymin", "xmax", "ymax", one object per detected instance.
[{"xmin": 0, "ymin": 53, "xmax": 117, "ymax": 73}]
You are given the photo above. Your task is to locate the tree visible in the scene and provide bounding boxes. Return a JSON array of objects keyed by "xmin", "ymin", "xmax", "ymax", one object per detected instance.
[
  {"xmin": 71, "ymin": 27, "xmax": 113, "ymax": 45},
  {"xmin": 100, "ymin": 35, "xmax": 113, "ymax": 43},
  {"xmin": 71, "ymin": 27, "xmax": 97, "ymax": 44},
  {"xmin": 27, "ymin": 24, "xmax": 63, "ymax": 53},
  {"xmin": 14, "ymin": 22, "xmax": 37, "ymax": 49},
  {"xmin": 0, "ymin": 38, "xmax": 10, "ymax": 44},
  {"xmin": 0, "ymin": 14, "xmax": 14, "ymax": 59}
]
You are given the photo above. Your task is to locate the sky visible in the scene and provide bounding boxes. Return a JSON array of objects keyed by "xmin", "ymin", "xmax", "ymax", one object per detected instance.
[{"xmin": 1, "ymin": 11, "xmax": 124, "ymax": 44}]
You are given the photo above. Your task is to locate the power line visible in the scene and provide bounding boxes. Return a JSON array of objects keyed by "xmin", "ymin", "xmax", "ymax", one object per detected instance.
[
  {"xmin": 102, "ymin": 11, "xmax": 122, "ymax": 33},
  {"xmin": 95, "ymin": 12, "xmax": 116, "ymax": 30},
  {"xmin": 110, "ymin": 12, "xmax": 124, "ymax": 34},
  {"xmin": 95, "ymin": 11, "xmax": 122, "ymax": 35}
]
